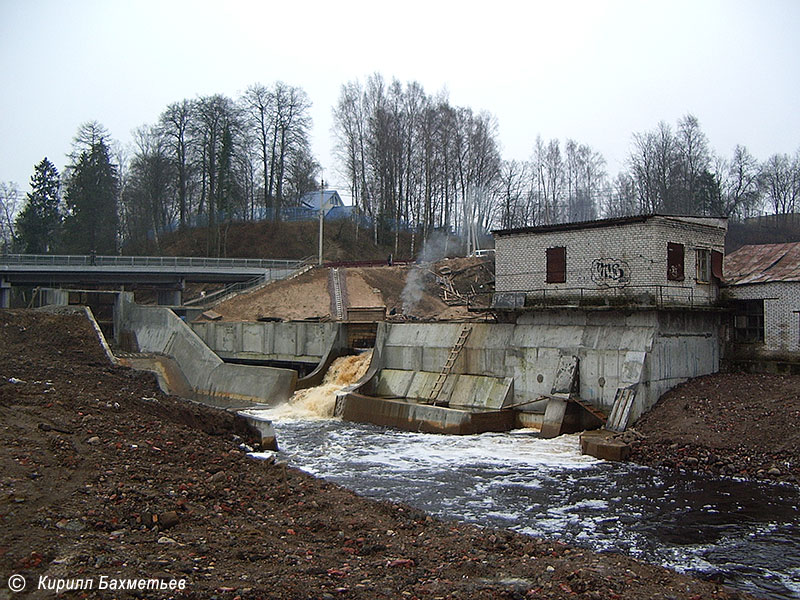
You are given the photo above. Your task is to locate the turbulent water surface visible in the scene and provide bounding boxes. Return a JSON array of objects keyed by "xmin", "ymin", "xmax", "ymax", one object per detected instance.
[
  {"xmin": 247, "ymin": 355, "xmax": 799, "ymax": 599},
  {"xmin": 250, "ymin": 416, "xmax": 800, "ymax": 600}
]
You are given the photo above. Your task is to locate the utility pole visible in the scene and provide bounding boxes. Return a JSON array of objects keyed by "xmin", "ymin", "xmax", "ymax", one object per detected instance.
[{"xmin": 318, "ymin": 176, "xmax": 324, "ymax": 266}]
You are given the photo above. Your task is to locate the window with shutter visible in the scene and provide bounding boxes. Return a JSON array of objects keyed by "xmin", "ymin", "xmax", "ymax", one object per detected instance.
[
  {"xmin": 667, "ymin": 242, "xmax": 685, "ymax": 281},
  {"xmin": 711, "ymin": 250, "xmax": 724, "ymax": 281},
  {"xmin": 546, "ymin": 247, "xmax": 566, "ymax": 283},
  {"xmin": 696, "ymin": 249, "xmax": 711, "ymax": 283}
]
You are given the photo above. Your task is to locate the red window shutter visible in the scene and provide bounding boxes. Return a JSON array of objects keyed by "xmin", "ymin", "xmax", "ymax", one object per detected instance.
[
  {"xmin": 546, "ymin": 247, "xmax": 566, "ymax": 283},
  {"xmin": 667, "ymin": 242, "xmax": 685, "ymax": 281},
  {"xmin": 711, "ymin": 250, "xmax": 724, "ymax": 281}
]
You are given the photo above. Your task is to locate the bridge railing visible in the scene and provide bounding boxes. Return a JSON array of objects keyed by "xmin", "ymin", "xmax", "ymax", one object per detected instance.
[{"xmin": 0, "ymin": 254, "xmax": 304, "ymax": 271}]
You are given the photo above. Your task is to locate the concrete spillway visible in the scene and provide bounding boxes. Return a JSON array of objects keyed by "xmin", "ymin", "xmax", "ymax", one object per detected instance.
[
  {"xmin": 117, "ymin": 298, "xmax": 297, "ymax": 410},
  {"xmin": 331, "ymin": 310, "xmax": 720, "ymax": 435},
  {"xmin": 117, "ymin": 294, "xmax": 720, "ymax": 438},
  {"xmin": 115, "ymin": 295, "xmax": 297, "ymax": 449}
]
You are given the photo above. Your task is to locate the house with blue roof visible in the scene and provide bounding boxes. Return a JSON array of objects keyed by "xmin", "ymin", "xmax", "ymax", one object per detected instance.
[{"xmin": 296, "ymin": 190, "xmax": 351, "ymax": 220}]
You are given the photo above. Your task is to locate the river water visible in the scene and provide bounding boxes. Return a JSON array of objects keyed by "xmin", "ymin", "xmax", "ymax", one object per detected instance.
[{"xmin": 246, "ymin": 356, "xmax": 800, "ymax": 599}]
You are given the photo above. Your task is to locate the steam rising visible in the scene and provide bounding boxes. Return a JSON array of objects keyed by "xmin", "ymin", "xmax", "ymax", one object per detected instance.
[{"xmin": 401, "ymin": 232, "xmax": 451, "ymax": 314}]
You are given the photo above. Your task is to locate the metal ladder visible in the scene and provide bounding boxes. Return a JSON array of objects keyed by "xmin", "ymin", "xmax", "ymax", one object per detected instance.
[
  {"xmin": 428, "ymin": 324, "xmax": 473, "ymax": 405},
  {"xmin": 330, "ymin": 268, "xmax": 345, "ymax": 321}
]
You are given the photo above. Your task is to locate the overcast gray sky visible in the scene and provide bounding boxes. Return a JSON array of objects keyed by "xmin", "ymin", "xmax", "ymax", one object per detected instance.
[{"xmin": 1, "ymin": 0, "xmax": 798, "ymax": 199}]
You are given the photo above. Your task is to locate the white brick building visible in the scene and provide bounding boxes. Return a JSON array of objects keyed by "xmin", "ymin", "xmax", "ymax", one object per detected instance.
[
  {"xmin": 724, "ymin": 243, "xmax": 800, "ymax": 355},
  {"xmin": 493, "ymin": 215, "xmax": 727, "ymax": 308}
]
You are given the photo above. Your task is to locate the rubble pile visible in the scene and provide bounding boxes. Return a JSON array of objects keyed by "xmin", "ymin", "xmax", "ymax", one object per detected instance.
[{"xmin": 629, "ymin": 373, "xmax": 800, "ymax": 485}]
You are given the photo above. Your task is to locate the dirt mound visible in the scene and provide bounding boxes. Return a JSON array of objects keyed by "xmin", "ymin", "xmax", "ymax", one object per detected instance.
[
  {"xmin": 206, "ymin": 257, "xmax": 494, "ymax": 322},
  {"xmin": 629, "ymin": 373, "xmax": 800, "ymax": 485},
  {"xmin": 0, "ymin": 309, "xmax": 753, "ymax": 599}
]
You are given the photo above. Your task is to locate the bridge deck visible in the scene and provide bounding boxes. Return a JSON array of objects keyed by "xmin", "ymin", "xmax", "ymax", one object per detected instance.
[{"xmin": 0, "ymin": 254, "xmax": 307, "ymax": 285}]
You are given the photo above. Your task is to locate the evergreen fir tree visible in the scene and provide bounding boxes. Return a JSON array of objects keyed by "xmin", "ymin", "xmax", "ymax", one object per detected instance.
[
  {"xmin": 15, "ymin": 157, "xmax": 62, "ymax": 253},
  {"xmin": 62, "ymin": 137, "xmax": 119, "ymax": 254}
]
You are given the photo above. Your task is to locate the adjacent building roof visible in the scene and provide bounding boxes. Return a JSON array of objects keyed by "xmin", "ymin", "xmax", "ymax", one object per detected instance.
[
  {"xmin": 724, "ymin": 242, "xmax": 800, "ymax": 285},
  {"xmin": 299, "ymin": 190, "xmax": 344, "ymax": 212},
  {"xmin": 492, "ymin": 214, "xmax": 727, "ymax": 237}
]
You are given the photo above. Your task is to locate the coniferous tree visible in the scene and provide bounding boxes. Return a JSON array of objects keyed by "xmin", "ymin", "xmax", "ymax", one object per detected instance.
[
  {"xmin": 15, "ymin": 158, "xmax": 62, "ymax": 253},
  {"xmin": 62, "ymin": 130, "xmax": 119, "ymax": 254}
]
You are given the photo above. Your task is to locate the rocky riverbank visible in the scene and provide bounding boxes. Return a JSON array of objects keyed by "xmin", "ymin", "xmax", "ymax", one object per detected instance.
[{"xmin": 1, "ymin": 310, "xmax": 756, "ymax": 599}]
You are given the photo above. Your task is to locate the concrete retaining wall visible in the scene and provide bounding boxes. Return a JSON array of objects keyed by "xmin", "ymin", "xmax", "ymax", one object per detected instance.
[
  {"xmin": 361, "ymin": 309, "xmax": 720, "ymax": 424},
  {"xmin": 117, "ymin": 296, "xmax": 296, "ymax": 409},
  {"xmin": 191, "ymin": 321, "xmax": 337, "ymax": 363},
  {"xmin": 335, "ymin": 393, "xmax": 516, "ymax": 435}
]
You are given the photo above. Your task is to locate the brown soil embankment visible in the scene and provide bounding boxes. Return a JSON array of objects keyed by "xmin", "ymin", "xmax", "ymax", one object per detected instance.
[{"xmin": 206, "ymin": 257, "xmax": 493, "ymax": 322}]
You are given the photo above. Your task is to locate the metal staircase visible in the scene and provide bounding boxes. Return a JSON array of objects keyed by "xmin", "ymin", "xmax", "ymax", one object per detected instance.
[
  {"xmin": 570, "ymin": 396, "xmax": 608, "ymax": 423},
  {"xmin": 428, "ymin": 324, "xmax": 473, "ymax": 405}
]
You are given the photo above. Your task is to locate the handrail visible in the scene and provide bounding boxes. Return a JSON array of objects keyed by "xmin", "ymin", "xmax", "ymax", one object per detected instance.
[
  {"xmin": 0, "ymin": 254, "xmax": 304, "ymax": 270},
  {"xmin": 475, "ymin": 284, "xmax": 721, "ymax": 310}
]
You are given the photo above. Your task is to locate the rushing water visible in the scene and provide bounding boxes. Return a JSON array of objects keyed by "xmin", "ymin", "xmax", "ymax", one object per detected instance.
[{"xmin": 247, "ymin": 357, "xmax": 800, "ymax": 599}]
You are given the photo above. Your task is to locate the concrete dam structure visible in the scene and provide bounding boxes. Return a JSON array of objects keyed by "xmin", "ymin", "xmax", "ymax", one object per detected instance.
[
  {"xmin": 182, "ymin": 308, "xmax": 720, "ymax": 436},
  {"xmin": 335, "ymin": 310, "xmax": 719, "ymax": 434}
]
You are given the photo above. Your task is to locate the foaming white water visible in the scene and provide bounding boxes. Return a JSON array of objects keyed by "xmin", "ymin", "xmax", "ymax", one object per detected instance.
[
  {"xmin": 334, "ymin": 430, "xmax": 598, "ymax": 473},
  {"xmin": 248, "ymin": 351, "xmax": 372, "ymax": 421}
]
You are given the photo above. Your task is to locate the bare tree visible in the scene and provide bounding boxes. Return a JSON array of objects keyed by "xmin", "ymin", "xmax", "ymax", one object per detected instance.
[
  {"xmin": 760, "ymin": 151, "xmax": 800, "ymax": 215},
  {"xmin": 121, "ymin": 126, "xmax": 177, "ymax": 252},
  {"xmin": 675, "ymin": 114, "xmax": 711, "ymax": 213},
  {"xmin": 159, "ymin": 100, "xmax": 195, "ymax": 229},
  {"xmin": 713, "ymin": 145, "xmax": 762, "ymax": 219},
  {"xmin": 0, "ymin": 182, "xmax": 21, "ymax": 253},
  {"xmin": 497, "ymin": 160, "xmax": 529, "ymax": 228}
]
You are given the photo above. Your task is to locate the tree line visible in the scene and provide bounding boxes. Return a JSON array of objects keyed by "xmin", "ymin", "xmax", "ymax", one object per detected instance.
[
  {"xmin": 1, "ymin": 74, "xmax": 798, "ymax": 256},
  {"xmin": 333, "ymin": 79, "xmax": 798, "ymax": 238},
  {"xmin": 2, "ymin": 81, "xmax": 316, "ymax": 256}
]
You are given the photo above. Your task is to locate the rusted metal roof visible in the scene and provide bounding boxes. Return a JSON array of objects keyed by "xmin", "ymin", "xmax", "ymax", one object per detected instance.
[{"xmin": 724, "ymin": 242, "xmax": 800, "ymax": 285}]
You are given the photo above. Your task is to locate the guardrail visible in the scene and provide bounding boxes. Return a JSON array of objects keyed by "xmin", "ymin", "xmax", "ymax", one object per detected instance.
[
  {"xmin": 477, "ymin": 285, "xmax": 721, "ymax": 311},
  {"xmin": 0, "ymin": 254, "xmax": 304, "ymax": 270},
  {"xmin": 183, "ymin": 256, "xmax": 318, "ymax": 308}
]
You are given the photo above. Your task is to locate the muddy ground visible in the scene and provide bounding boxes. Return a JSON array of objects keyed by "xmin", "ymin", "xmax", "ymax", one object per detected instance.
[
  {"xmin": 628, "ymin": 373, "xmax": 800, "ymax": 486},
  {"xmin": 0, "ymin": 309, "xmax": 756, "ymax": 599}
]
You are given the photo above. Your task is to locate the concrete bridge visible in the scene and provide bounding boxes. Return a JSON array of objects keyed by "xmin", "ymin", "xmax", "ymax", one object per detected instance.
[{"xmin": 0, "ymin": 254, "xmax": 306, "ymax": 307}]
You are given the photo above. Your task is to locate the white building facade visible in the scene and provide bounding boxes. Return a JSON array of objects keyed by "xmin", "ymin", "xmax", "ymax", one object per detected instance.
[{"xmin": 494, "ymin": 215, "xmax": 727, "ymax": 309}]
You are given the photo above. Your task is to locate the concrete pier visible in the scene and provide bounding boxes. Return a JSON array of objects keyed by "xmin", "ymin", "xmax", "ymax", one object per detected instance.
[
  {"xmin": 580, "ymin": 430, "xmax": 631, "ymax": 461},
  {"xmin": 0, "ymin": 279, "xmax": 9, "ymax": 308}
]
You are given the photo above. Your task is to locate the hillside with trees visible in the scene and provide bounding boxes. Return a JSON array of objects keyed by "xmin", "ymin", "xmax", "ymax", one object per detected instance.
[{"xmin": 0, "ymin": 74, "xmax": 798, "ymax": 258}]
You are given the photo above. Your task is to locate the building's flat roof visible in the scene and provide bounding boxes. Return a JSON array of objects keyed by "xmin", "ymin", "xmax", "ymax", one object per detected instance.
[
  {"xmin": 493, "ymin": 214, "xmax": 727, "ymax": 237},
  {"xmin": 724, "ymin": 242, "xmax": 800, "ymax": 285}
]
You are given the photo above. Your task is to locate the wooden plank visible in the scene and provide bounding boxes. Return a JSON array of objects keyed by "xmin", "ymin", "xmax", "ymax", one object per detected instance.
[{"xmin": 606, "ymin": 387, "xmax": 636, "ymax": 432}]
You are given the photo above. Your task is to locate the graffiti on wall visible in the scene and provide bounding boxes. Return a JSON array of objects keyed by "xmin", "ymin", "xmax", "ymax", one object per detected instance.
[{"xmin": 591, "ymin": 258, "xmax": 631, "ymax": 288}]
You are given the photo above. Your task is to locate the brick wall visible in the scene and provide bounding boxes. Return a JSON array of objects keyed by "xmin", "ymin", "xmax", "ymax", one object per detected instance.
[
  {"xmin": 495, "ymin": 216, "xmax": 726, "ymax": 306},
  {"xmin": 727, "ymin": 281, "xmax": 800, "ymax": 353}
]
